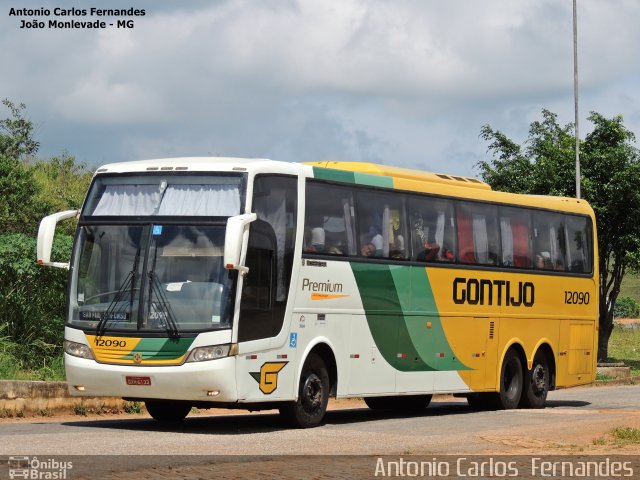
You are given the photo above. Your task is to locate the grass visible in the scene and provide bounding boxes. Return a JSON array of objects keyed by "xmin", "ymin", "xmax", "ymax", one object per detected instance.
[
  {"xmin": 594, "ymin": 427, "xmax": 640, "ymax": 447},
  {"xmin": 611, "ymin": 427, "xmax": 640, "ymax": 445},
  {"xmin": 606, "ymin": 325, "xmax": 640, "ymax": 377},
  {"xmin": 619, "ymin": 272, "xmax": 640, "ymax": 304},
  {"xmin": 0, "ymin": 337, "xmax": 65, "ymax": 381},
  {"xmin": 123, "ymin": 401, "xmax": 143, "ymax": 414}
]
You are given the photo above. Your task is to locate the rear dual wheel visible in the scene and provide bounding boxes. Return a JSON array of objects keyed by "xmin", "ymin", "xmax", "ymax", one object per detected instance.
[
  {"xmin": 496, "ymin": 349, "xmax": 524, "ymax": 409},
  {"xmin": 467, "ymin": 348, "xmax": 550, "ymax": 410},
  {"xmin": 520, "ymin": 350, "xmax": 550, "ymax": 408},
  {"xmin": 467, "ymin": 349, "xmax": 523, "ymax": 410}
]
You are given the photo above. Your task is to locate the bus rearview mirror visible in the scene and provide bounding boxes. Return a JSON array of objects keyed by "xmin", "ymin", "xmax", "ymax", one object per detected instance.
[
  {"xmin": 224, "ymin": 213, "xmax": 257, "ymax": 276},
  {"xmin": 37, "ymin": 209, "xmax": 80, "ymax": 269}
]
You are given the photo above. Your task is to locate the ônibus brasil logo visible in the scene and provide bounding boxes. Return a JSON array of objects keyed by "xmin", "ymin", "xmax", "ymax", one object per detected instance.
[{"xmin": 8, "ymin": 456, "xmax": 73, "ymax": 479}]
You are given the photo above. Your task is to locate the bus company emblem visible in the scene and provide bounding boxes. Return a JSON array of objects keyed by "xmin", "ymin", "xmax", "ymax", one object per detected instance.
[
  {"xmin": 133, "ymin": 352, "xmax": 142, "ymax": 364},
  {"xmin": 302, "ymin": 278, "xmax": 348, "ymax": 300},
  {"xmin": 453, "ymin": 277, "xmax": 535, "ymax": 307},
  {"xmin": 250, "ymin": 362, "xmax": 288, "ymax": 394}
]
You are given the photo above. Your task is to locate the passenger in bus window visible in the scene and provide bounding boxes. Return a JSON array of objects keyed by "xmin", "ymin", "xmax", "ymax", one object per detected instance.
[
  {"xmin": 367, "ymin": 226, "xmax": 383, "ymax": 256},
  {"xmin": 310, "ymin": 227, "xmax": 325, "ymax": 253},
  {"xmin": 416, "ymin": 241, "xmax": 440, "ymax": 262},
  {"xmin": 440, "ymin": 247, "xmax": 455, "ymax": 262},
  {"xmin": 390, "ymin": 234, "xmax": 406, "ymax": 259},
  {"xmin": 360, "ymin": 242, "xmax": 376, "ymax": 257}
]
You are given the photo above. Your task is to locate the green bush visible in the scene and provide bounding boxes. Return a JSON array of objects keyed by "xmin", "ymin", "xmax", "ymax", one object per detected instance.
[
  {"xmin": 0, "ymin": 233, "xmax": 73, "ymax": 374},
  {"xmin": 613, "ymin": 296, "xmax": 640, "ymax": 319}
]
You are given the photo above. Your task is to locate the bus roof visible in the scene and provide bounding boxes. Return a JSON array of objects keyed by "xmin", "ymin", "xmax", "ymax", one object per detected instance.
[
  {"xmin": 94, "ymin": 157, "xmax": 594, "ymax": 217},
  {"xmin": 307, "ymin": 161, "xmax": 492, "ymax": 190},
  {"xmin": 305, "ymin": 161, "xmax": 594, "ymax": 217}
]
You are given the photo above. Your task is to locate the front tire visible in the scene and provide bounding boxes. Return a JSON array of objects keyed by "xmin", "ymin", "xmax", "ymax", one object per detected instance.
[
  {"xmin": 496, "ymin": 349, "xmax": 523, "ymax": 409},
  {"xmin": 145, "ymin": 400, "xmax": 191, "ymax": 422},
  {"xmin": 520, "ymin": 350, "xmax": 550, "ymax": 408},
  {"xmin": 280, "ymin": 353, "xmax": 330, "ymax": 428}
]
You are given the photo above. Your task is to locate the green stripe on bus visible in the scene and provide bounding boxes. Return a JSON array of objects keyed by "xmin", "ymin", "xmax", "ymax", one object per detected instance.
[
  {"xmin": 354, "ymin": 172, "xmax": 394, "ymax": 188},
  {"xmin": 121, "ymin": 337, "xmax": 195, "ymax": 360},
  {"xmin": 312, "ymin": 167, "xmax": 355, "ymax": 184},
  {"xmin": 394, "ymin": 267, "xmax": 470, "ymax": 371},
  {"xmin": 312, "ymin": 167, "xmax": 394, "ymax": 188},
  {"xmin": 351, "ymin": 263, "xmax": 469, "ymax": 372}
]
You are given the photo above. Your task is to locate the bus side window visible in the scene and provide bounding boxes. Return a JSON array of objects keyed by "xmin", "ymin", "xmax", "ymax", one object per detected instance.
[
  {"xmin": 355, "ymin": 190, "xmax": 407, "ymax": 260},
  {"xmin": 409, "ymin": 196, "xmax": 456, "ymax": 263},
  {"xmin": 565, "ymin": 215, "xmax": 592, "ymax": 273},
  {"xmin": 456, "ymin": 202, "xmax": 499, "ymax": 266},
  {"xmin": 533, "ymin": 211, "xmax": 567, "ymax": 271},
  {"xmin": 500, "ymin": 207, "xmax": 532, "ymax": 269},
  {"xmin": 305, "ymin": 182, "xmax": 356, "ymax": 256}
]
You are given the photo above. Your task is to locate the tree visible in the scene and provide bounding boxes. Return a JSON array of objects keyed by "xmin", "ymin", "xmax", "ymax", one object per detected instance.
[
  {"xmin": 30, "ymin": 153, "xmax": 92, "ymax": 235},
  {"xmin": 0, "ymin": 100, "xmax": 90, "ymax": 378},
  {"xmin": 0, "ymin": 99, "xmax": 39, "ymax": 159},
  {"xmin": 477, "ymin": 110, "xmax": 640, "ymax": 360},
  {"xmin": 0, "ymin": 99, "xmax": 49, "ymax": 235}
]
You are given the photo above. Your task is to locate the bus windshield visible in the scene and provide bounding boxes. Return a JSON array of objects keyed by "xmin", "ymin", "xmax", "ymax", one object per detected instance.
[{"xmin": 69, "ymin": 224, "xmax": 236, "ymax": 334}]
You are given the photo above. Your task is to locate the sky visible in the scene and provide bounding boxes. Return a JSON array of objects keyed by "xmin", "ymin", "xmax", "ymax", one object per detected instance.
[{"xmin": 1, "ymin": 0, "xmax": 639, "ymax": 177}]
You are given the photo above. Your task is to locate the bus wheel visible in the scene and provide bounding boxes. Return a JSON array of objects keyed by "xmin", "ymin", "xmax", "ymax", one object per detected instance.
[
  {"xmin": 145, "ymin": 400, "xmax": 191, "ymax": 422},
  {"xmin": 364, "ymin": 395, "xmax": 432, "ymax": 411},
  {"xmin": 280, "ymin": 353, "xmax": 329, "ymax": 428},
  {"xmin": 496, "ymin": 349, "xmax": 523, "ymax": 409},
  {"xmin": 520, "ymin": 351, "xmax": 550, "ymax": 409}
]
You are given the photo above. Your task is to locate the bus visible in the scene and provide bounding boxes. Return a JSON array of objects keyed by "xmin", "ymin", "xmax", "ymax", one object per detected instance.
[{"xmin": 37, "ymin": 157, "xmax": 598, "ymax": 428}]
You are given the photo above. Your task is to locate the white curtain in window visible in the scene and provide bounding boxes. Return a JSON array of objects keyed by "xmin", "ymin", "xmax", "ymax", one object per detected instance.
[
  {"xmin": 342, "ymin": 198, "xmax": 356, "ymax": 255},
  {"xmin": 157, "ymin": 185, "xmax": 240, "ymax": 216},
  {"xmin": 549, "ymin": 225, "xmax": 559, "ymax": 264},
  {"xmin": 565, "ymin": 228, "xmax": 573, "ymax": 268},
  {"xmin": 92, "ymin": 185, "xmax": 161, "ymax": 216},
  {"xmin": 501, "ymin": 218, "xmax": 514, "ymax": 265},
  {"xmin": 472, "ymin": 214, "xmax": 489, "ymax": 264},
  {"xmin": 435, "ymin": 212, "xmax": 445, "ymax": 246},
  {"xmin": 382, "ymin": 205, "xmax": 390, "ymax": 257}
]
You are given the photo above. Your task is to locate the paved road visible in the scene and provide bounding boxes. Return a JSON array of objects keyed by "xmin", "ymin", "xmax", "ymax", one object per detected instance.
[{"xmin": 2, "ymin": 385, "xmax": 640, "ymax": 478}]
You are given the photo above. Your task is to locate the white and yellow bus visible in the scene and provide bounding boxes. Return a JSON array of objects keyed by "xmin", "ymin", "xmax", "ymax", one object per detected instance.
[{"xmin": 37, "ymin": 158, "xmax": 598, "ymax": 428}]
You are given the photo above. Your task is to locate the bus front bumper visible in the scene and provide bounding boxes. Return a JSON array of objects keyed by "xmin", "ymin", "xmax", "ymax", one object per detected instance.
[{"xmin": 65, "ymin": 353, "xmax": 238, "ymax": 402}]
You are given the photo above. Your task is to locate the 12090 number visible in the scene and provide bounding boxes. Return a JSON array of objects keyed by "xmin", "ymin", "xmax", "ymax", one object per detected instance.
[
  {"xmin": 564, "ymin": 291, "xmax": 590, "ymax": 305},
  {"xmin": 94, "ymin": 338, "xmax": 127, "ymax": 348}
]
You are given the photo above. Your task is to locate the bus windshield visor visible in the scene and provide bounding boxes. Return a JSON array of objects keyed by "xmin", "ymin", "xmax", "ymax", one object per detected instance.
[
  {"xmin": 69, "ymin": 225, "xmax": 235, "ymax": 333},
  {"xmin": 82, "ymin": 174, "xmax": 244, "ymax": 217}
]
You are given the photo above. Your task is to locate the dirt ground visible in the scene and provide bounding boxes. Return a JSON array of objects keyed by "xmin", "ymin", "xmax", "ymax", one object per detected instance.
[{"xmin": 3, "ymin": 391, "xmax": 640, "ymax": 479}]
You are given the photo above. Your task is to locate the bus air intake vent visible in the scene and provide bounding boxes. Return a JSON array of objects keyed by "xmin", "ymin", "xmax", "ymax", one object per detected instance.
[
  {"xmin": 436, "ymin": 174, "xmax": 451, "ymax": 180},
  {"xmin": 452, "ymin": 176, "xmax": 467, "ymax": 182},
  {"xmin": 489, "ymin": 321, "xmax": 495, "ymax": 339}
]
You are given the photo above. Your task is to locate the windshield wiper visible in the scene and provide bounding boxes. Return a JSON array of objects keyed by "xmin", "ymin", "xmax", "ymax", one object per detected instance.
[
  {"xmin": 145, "ymin": 245, "xmax": 180, "ymax": 339},
  {"xmin": 96, "ymin": 246, "xmax": 140, "ymax": 337},
  {"xmin": 147, "ymin": 272, "xmax": 180, "ymax": 339}
]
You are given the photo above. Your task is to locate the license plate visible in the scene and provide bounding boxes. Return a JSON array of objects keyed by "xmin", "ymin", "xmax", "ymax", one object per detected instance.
[{"xmin": 126, "ymin": 376, "xmax": 151, "ymax": 386}]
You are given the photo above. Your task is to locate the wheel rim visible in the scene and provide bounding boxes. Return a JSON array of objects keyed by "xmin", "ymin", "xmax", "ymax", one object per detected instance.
[
  {"xmin": 301, "ymin": 373, "xmax": 323, "ymax": 414},
  {"xmin": 531, "ymin": 363, "xmax": 547, "ymax": 395}
]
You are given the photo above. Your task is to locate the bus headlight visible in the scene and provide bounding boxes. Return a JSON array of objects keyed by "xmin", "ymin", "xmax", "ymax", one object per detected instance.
[
  {"xmin": 64, "ymin": 340, "xmax": 94, "ymax": 360},
  {"xmin": 186, "ymin": 344, "xmax": 232, "ymax": 362}
]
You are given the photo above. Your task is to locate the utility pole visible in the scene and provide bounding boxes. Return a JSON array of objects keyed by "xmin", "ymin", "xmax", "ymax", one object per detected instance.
[{"xmin": 573, "ymin": 0, "xmax": 581, "ymax": 199}]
